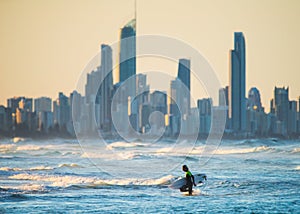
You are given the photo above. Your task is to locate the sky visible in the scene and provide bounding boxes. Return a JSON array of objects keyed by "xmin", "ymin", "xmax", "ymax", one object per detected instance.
[{"xmin": 0, "ymin": 0, "xmax": 300, "ymax": 111}]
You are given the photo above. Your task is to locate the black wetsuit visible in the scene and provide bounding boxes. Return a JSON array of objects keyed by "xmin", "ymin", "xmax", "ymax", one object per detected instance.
[{"xmin": 180, "ymin": 171, "xmax": 195, "ymax": 195}]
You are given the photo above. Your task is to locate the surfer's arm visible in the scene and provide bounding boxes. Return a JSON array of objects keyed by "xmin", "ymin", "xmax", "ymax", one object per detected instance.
[{"xmin": 192, "ymin": 175, "xmax": 196, "ymax": 186}]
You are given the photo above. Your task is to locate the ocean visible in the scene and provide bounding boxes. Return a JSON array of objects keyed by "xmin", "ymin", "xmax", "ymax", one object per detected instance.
[{"xmin": 0, "ymin": 138, "xmax": 299, "ymax": 213}]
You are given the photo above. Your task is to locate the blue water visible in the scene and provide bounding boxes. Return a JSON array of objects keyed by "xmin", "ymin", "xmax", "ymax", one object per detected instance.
[{"xmin": 0, "ymin": 138, "xmax": 299, "ymax": 213}]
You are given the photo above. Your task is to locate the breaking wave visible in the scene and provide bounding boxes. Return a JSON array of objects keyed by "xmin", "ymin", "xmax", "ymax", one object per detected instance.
[
  {"xmin": 106, "ymin": 141, "xmax": 148, "ymax": 150},
  {"xmin": 214, "ymin": 146, "xmax": 274, "ymax": 155},
  {"xmin": 291, "ymin": 148, "xmax": 300, "ymax": 154},
  {"xmin": 8, "ymin": 173, "xmax": 175, "ymax": 188},
  {"xmin": 0, "ymin": 163, "xmax": 83, "ymax": 172}
]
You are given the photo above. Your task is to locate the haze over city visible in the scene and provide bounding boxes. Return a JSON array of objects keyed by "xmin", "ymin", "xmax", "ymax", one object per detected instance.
[{"xmin": 1, "ymin": 0, "xmax": 300, "ymax": 109}]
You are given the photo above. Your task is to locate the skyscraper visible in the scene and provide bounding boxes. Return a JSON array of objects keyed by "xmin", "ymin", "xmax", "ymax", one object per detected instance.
[
  {"xmin": 273, "ymin": 87, "xmax": 289, "ymax": 123},
  {"xmin": 34, "ymin": 97, "xmax": 52, "ymax": 113},
  {"xmin": 53, "ymin": 92, "xmax": 70, "ymax": 129},
  {"xmin": 197, "ymin": 98, "xmax": 212, "ymax": 134},
  {"xmin": 219, "ymin": 86, "xmax": 229, "ymax": 107},
  {"xmin": 247, "ymin": 87, "xmax": 262, "ymax": 112},
  {"xmin": 119, "ymin": 19, "xmax": 136, "ymax": 83},
  {"xmin": 177, "ymin": 59, "xmax": 191, "ymax": 114},
  {"xmin": 7, "ymin": 97, "xmax": 25, "ymax": 113},
  {"xmin": 219, "ymin": 86, "xmax": 229, "ymax": 129},
  {"xmin": 118, "ymin": 18, "xmax": 137, "ymax": 133},
  {"xmin": 229, "ymin": 32, "xmax": 246, "ymax": 132},
  {"xmin": 177, "ymin": 59, "xmax": 191, "ymax": 90},
  {"xmin": 99, "ymin": 44, "xmax": 113, "ymax": 132}
]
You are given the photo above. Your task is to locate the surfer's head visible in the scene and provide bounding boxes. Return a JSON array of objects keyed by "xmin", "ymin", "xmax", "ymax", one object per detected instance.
[{"xmin": 182, "ymin": 165, "xmax": 188, "ymax": 172}]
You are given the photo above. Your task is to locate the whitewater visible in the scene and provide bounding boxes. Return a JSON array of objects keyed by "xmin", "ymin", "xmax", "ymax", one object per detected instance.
[{"xmin": 0, "ymin": 138, "xmax": 299, "ymax": 213}]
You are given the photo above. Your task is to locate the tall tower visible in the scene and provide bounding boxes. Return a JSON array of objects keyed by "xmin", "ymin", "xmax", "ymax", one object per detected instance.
[
  {"xmin": 177, "ymin": 59, "xmax": 191, "ymax": 114},
  {"xmin": 117, "ymin": 1, "xmax": 138, "ymax": 133},
  {"xmin": 119, "ymin": 0, "xmax": 136, "ymax": 84},
  {"xmin": 100, "ymin": 44, "xmax": 113, "ymax": 131},
  {"xmin": 229, "ymin": 32, "xmax": 246, "ymax": 132}
]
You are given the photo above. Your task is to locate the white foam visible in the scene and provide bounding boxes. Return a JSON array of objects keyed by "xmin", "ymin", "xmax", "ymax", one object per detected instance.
[
  {"xmin": 58, "ymin": 163, "xmax": 82, "ymax": 168},
  {"xmin": 12, "ymin": 137, "xmax": 27, "ymax": 143},
  {"xmin": 291, "ymin": 148, "xmax": 300, "ymax": 153},
  {"xmin": 0, "ymin": 165, "xmax": 53, "ymax": 171},
  {"xmin": 9, "ymin": 173, "xmax": 175, "ymax": 187},
  {"xmin": 106, "ymin": 141, "xmax": 147, "ymax": 150},
  {"xmin": 29, "ymin": 166, "xmax": 53, "ymax": 171},
  {"xmin": 9, "ymin": 174, "xmax": 95, "ymax": 187},
  {"xmin": 16, "ymin": 145, "xmax": 43, "ymax": 151},
  {"xmin": 0, "ymin": 144, "xmax": 15, "ymax": 153},
  {"xmin": 1, "ymin": 184, "xmax": 44, "ymax": 191},
  {"xmin": 214, "ymin": 146, "xmax": 271, "ymax": 155},
  {"xmin": 295, "ymin": 166, "xmax": 300, "ymax": 170},
  {"xmin": 81, "ymin": 150, "xmax": 139, "ymax": 160},
  {"xmin": 97, "ymin": 175, "xmax": 174, "ymax": 186},
  {"xmin": 0, "ymin": 167, "xmax": 22, "ymax": 171}
]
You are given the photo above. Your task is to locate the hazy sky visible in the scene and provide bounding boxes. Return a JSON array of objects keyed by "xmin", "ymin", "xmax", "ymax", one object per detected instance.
[{"xmin": 1, "ymin": 0, "xmax": 300, "ymax": 110}]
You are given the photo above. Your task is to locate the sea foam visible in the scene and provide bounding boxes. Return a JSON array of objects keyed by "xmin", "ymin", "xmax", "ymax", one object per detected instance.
[{"xmin": 9, "ymin": 173, "xmax": 175, "ymax": 187}]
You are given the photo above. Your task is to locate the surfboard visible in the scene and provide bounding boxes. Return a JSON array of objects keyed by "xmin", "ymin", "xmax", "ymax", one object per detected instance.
[{"xmin": 169, "ymin": 173, "xmax": 207, "ymax": 190}]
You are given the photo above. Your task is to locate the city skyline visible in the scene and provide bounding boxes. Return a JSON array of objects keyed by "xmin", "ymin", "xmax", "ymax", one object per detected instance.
[
  {"xmin": 1, "ymin": 27, "xmax": 300, "ymax": 138},
  {"xmin": 1, "ymin": 0, "xmax": 300, "ymax": 109}
]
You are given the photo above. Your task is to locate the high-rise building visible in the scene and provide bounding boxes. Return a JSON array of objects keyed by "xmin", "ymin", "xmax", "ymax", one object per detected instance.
[
  {"xmin": 247, "ymin": 87, "xmax": 263, "ymax": 112},
  {"xmin": 197, "ymin": 98, "xmax": 212, "ymax": 134},
  {"xmin": 177, "ymin": 59, "xmax": 191, "ymax": 114},
  {"xmin": 177, "ymin": 59, "xmax": 191, "ymax": 90},
  {"xmin": 85, "ymin": 69, "xmax": 101, "ymax": 104},
  {"xmin": 53, "ymin": 92, "xmax": 70, "ymax": 129},
  {"xmin": 229, "ymin": 32, "xmax": 246, "ymax": 132},
  {"xmin": 7, "ymin": 97, "xmax": 25, "ymax": 113},
  {"xmin": 0, "ymin": 106, "xmax": 12, "ymax": 132},
  {"xmin": 150, "ymin": 91, "xmax": 167, "ymax": 115},
  {"xmin": 34, "ymin": 97, "xmax": 52, "ymax": 113},
  {"xmin": 116, "ymin": 19, "xmax": 137, "ymax": 135},
  {"xmin": 169, "ymin": 79, "xmax": 182, "ymax": 136},
  {"xmin": 273, "ymin": 87, "xmax": 289, "ymax": 123},
  {"xmin": 219, "ymin": 86, "xmax": 229, "ymax": 107},
  {"xmin": 99, "ymin": 44, "xmax": 113, "ymax": 132},
  {"xmin": 18, "ymin": 98, "xmax": 33, "ymax": 112},
  {"xmin": 288, "ymin": 100, "xmax": 297, "ymax": 134},
  {"xmin": 119, "ymin": 19, "xmax": 136, "ymax": 83},
  {"xmin": 38, "ymin": 111, "xmax": 53, "ymax": 133},
  {"xmin": 34, "ymin": 97, "xmax": 52, "ymax": 133},
  {"xmin": 135, "ymin": 74, "xmax": 150, "ymax": 132},
  {"xmin": 270, "ymin": 87, "xmax": 289, "ymax": 135},
  {"xmin": 219, "ymin": 86, "xmax": 229, "ymax": 129}
]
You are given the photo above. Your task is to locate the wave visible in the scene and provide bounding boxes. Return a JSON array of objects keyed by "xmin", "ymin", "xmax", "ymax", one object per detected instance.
[
  {"xmin": 0, "ymin": 166, "xmax": 53, "ymax": 171},
  {"xmin": 291, "ymin": 148, "xmax": 300, "ymax": 154},
  {"xmin": 106, "ymin": 141, "xmax": 148, "ymax": 150},
  {"xmin": 81, "ymin": 150, "xmax": 150, "ymax": 160},
  {"xmin": 0, "ymin": 184, "xmax": 45, "ymax": 192},
  {"xmin": 58, "ymin": 163, "xmax": 82, "ymax": 168},
  {"xmin": 214, "ymin": 146, "xmax": 274, "ymax": 155},
  {"xmin": 295, "ymin": 166, "xmax": 300, "ymax": 170},
  {"xmin": 11, "ymin": 137, "xmax": 28, "ymax": 143},
  {"xmin": 0, "ymin": 144, "xmax": 15, "ymax": 153},
  {"xmin": 0, "ymin": 167, "xmax": 23, "ymax": 171},
  {"xmin": 0, "ymin": 163, "xmax": 82, "ymax": 172},
  {"xmin": 9, "ymin": 173, "xmax": 175, "ymax": 187},
  {"xmin": 16, "ymin": 145, "xmax": 43, "ymax": 151},
  {"xmin": 0, "ymin": 143, "xmax": 57, "ymax": 153}
]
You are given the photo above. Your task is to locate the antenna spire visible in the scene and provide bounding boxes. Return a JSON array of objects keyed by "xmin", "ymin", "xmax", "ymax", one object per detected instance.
[
  {"xmin": 135, "ymin": 0, "xmax": 137, "ymax": 19},
  {"xmin": 134, "ymin": 0, "xmax": 137, "ymax": 30}
]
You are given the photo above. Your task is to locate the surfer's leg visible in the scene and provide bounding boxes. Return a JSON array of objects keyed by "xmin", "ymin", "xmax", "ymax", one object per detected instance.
[{"xmin": 188, "ymin": 184, "xmax": 193, "ymax": 195}]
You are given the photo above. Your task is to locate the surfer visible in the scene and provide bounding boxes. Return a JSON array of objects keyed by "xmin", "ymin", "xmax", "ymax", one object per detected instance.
[{"xmin": 180, "ymin": 165, "xmax": 196, "ymax": 195}]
